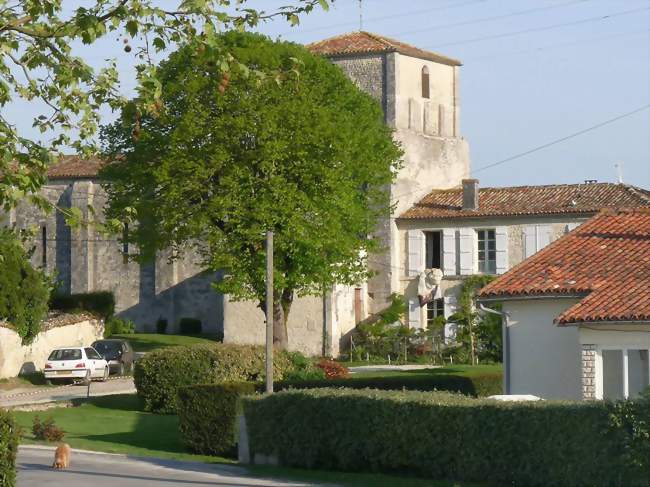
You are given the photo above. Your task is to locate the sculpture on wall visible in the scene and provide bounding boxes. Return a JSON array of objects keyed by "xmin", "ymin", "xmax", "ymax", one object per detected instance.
[{"xmin": 418, "ymin": 268, "xmax": 443, "ymax": 306}]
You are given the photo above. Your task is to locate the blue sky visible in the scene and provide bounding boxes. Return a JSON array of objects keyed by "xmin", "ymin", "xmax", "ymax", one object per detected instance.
[{"xmin": 5, "ymin": 0, "xmax": 650, "ymax": 189}]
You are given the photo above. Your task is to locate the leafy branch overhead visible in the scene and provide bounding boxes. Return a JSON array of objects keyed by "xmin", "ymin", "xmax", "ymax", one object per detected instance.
[{"xmin": 0, "ymin": 0, "xmax": 331, "ymax": 211}]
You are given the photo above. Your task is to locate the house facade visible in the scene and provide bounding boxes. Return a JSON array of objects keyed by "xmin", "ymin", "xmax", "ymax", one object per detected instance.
[
  {"xmin": 396, "ymin": 180, "xmax": 650, "ymax": 336},
  {"xmin": 478, "ymin": 209, "xmax": 650, "ymax": 400}
]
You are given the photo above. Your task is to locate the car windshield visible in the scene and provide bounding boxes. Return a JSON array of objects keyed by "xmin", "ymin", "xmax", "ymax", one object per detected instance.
[
  {"xmin": 48, "ymin": 349, "xmax": 82, "ymax": 361},
  {"xmin": 92, "ymin": 342, "xmax": 121, "ymax": 354}
]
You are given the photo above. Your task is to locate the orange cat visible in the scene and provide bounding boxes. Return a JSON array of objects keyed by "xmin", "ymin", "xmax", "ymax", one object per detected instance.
[{"xmin": 52, "ymin": 443, "xmax": 71, "ymax": 469}]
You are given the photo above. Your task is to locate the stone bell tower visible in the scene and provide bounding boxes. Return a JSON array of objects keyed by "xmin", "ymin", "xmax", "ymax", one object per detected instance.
[{"xmin": 308, "ymin": 32, "xmax": 471, "ymax": 314}]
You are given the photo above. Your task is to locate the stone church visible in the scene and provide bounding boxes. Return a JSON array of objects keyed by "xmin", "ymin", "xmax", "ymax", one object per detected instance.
[{"xmin": 3, "ymin": 32, "xmax": 471, "ymax": 356}]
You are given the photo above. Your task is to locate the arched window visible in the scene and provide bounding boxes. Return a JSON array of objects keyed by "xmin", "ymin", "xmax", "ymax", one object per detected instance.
[{"xmin": 421, "ymin": 66, "xmax": 430, "ymax": 99}]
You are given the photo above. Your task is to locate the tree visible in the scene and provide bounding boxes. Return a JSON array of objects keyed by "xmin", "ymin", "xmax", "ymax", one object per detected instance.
[
  {"xmin": 100, "ymin": 32, "xmax": 402, "ymax": 349},
  {"xmin": 0, "ymin": 0, "xmax": 330, "ymax": 212}
]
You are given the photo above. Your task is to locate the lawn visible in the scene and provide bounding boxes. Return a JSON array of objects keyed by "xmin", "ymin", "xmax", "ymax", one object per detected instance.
[
  {"xmin": 349, "ymin": 364, "xmax": 502, "ymax": 379},
  {"xmin": 110, "ymin": 333, "xmax": 222, "ymax": 352},
  {"xmin": 13, "ymin": 393, "xmax": 473, "ymax": 487}
]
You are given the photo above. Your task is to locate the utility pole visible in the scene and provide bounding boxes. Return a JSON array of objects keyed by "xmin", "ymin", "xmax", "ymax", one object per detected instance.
[
  {"xmin": 265, "ymin": 230, "xmax": 274, "ymax": 394},
  {"xmin": 358, "ymin": 0, "xmax": 363, "ymax": 31}
]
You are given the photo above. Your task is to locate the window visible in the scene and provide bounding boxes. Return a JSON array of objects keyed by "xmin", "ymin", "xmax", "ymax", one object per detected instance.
[
  {"xmin": 421, "ymin": 66, "xmax": 430, "ymax": 99},
  {"xmin": 425, "ymin": 231, "xmax": 442, "ymax": 269},
  {"xmin": 477, "ymin": 229, "xmax": 496, "ymax": 274},
  {"xmin": 426, "ymin": 298, "xmax": 444, "ymax": 328},
  {"xmin": 85, "ymin": 348, "xmax": 102, "ymax": 360},
  {"xmin": 601, "ymin": 348, "xmax": 650, "ymax": 399}
]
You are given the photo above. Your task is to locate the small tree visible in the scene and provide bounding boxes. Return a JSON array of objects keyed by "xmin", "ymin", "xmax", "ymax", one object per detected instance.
[{"xmin": 101, "ymin": 32, "xmax": 402, "ymax": 349}]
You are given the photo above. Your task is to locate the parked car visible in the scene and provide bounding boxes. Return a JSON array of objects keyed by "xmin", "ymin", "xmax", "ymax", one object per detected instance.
[
  {"xmin": 91, "ymin": 339, "xmax": 135, "ymax": 376},
  {"xmin": 44, "ymin": 347, "xmax": 109, "ymax": 385}
]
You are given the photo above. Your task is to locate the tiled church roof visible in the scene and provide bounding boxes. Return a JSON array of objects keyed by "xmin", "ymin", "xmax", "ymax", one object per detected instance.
[
  {"xmin": 478, "ymin": 208, "xmax": 650, "ymax": 325},
  {"xmin": 307, "ymin": 31, "xmax": 462, "ymax": 66},
  {"xmin": 399, "ymin": 183, "xmax": 650, "ymax": 220},
  {"xmin": 47, "ymin": 155, "xmax": 107, "ymax": 179}
]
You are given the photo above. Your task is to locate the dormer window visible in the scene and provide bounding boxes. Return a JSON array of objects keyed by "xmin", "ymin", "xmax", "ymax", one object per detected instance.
[{"xmin": 421, "ymin": 66, "xmax": 430, "ymax": 99}]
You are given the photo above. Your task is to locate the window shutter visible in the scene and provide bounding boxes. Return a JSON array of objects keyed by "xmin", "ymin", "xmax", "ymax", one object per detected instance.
[
  {"xmin": 408, "ymin": 298, "xmax": 421, "ymax": 328},
  {"xmin": 536, "ymin": 224, "xmax": 551, "ymax": 250},
  {"xmin": 407, "ymin": 230, "xmax": 424, "ymax": 277},
  {"xmin": 459, "ymin": 228, "xmax": 474, "ymax": 275},
  {"xmin": 495, "ymin": 226, "xmax": 508, "ymax": 274},
  {"xmin": 443, "ymin": 295, "xmax": 457, "ymax": 341},
  {"xmin": 442, "ymin": 229, "xmax": 456, "ymax": 276},
  {"xmin": 523, "ymin": 226, "xmax": 536, "ymax": 258}
]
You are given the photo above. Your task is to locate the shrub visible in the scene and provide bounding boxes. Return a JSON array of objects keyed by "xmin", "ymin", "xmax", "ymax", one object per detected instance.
[
  {"xmin": 283, "ymin": 352, "xmax": 325, "ymax": 381},
  {"xmin": 0, "ymin": 408, "xmax": 18, "ymax": 487},
  {"xmin": 50, "ymin": 291, "xmax": 115, "ymax": 319},
  {"xmin": 104, "ymin": 317, "xmax": 136, "ymax": 337},
  {"xmin": 178, "ymin": 317, "xmax": 202, "ymax": 335},
  {"xmin": 316, "ymin": 359, "xmax": 349, "ymax": 379},
  {"xmin": 0, "ymin": 228, "xmax": 51, "ymax": 345},
  {"xmin": 156, "ymin": 318, "xmax": 168, "ymax": 334},
  {"xmin": 177, "ymin": 382, "xmax": 256, "ymax": 455},
  {"xmin": 134, "ymin": 343, "xmax": 292, "ymax": 414},
  {"xmin": 275, "ymin": 371, "xmax": 502, "ymax": 398},
  {"xmin": 32, "ymin": 416, "xmax": 65, "ymax": 442},
  {"xmin": 243, "ymin": 389, "xmax": 650, "ymax": 486}
]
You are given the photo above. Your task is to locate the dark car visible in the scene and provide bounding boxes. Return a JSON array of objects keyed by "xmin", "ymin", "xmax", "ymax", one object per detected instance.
[{"xmin": 91, "ymin": 339, "xmax": 135, "ymax": 376}]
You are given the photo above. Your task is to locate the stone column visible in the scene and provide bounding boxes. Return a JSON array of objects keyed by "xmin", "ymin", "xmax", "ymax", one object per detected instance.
[
  {"xmin": 581, "ymin": 344, "xmax": 596, "ymax": 400},
  {"xmin": 69, "ymin": 181, "xmax": 95, "ymax": 293}
]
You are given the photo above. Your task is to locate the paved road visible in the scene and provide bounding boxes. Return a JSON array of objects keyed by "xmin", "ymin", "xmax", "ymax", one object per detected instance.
[
  {"xmin": 0, "ymin": 378, "xmax": 136, "ymax": 408},
  {"xmin": 18, "ymin": 447, "xmax": 320, "ymax": 487}
]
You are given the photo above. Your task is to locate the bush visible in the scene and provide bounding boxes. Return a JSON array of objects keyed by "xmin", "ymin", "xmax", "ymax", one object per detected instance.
[
  {"xmin": 104, "ymin": 317, "xmax": 136, "ymax": 337},
  {"xmin": 32, "ymin": 416, "xmax": 65, "ymax": 442},
  {"xmin": 275, "ymin": 371, "xmax": 502, "ymax": 398},
  {"xmin": 0, "ymin": 409, "xmax": 18, "ymax": 487},
  {"xmin": 243, "ymin": 389, "xmax": 650, "ymax": 486},
  {"xmin": 316, "ymin": 359, "xmax": 349, "ymax": 379},
  {"xmin": 177, "ymin": 382, "xmax": 256, "ymax": 455},
  {"xmin": 156, "ymin": 318, "xmax": 168, "ymax": 334},
  {"xmin": 50, "ymin": 291, "xmax": 115, "ymax": 319},
  {"xmin": 0, "ymin": 229, "xmax": 51, "ymax": 345},
  {"xmin": 283, "ymin": 352, "xmax": 325, "ymax": 381},
  {"xmin": 134, "ymin": 343, "xmax": 292, "ymax": 414},
  {"xmin": 178, "ymin": 317, "xmax": 202, "ymax": 335}
]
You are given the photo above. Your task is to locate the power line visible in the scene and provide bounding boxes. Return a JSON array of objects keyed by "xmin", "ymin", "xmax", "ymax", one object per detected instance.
[
  {"xmin": 472, "ymin": 104, "xmax": 650, "ymax": 175},
  {"xmin": 428, "ymin": 6, "xmax": 650, "ymax": 49}
]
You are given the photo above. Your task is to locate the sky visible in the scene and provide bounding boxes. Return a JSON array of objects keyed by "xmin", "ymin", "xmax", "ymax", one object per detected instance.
[{"xmin": 5, "ymin": 0, "xmax": 650, "ymax": 189}]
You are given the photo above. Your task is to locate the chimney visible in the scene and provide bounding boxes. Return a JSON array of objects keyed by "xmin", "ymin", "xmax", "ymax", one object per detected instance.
[{"xmin": 462, "ymin": 179, "xmax": 479, "ymax": 211}]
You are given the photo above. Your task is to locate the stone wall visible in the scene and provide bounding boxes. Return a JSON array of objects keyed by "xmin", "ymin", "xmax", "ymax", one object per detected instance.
[
  {"xmin": 0, "ymin": 315, "xmax": 104, "ymax": 378},
  {"xmin": 331, "ymin": 54, "xmax": 385, "ymax": 111}
]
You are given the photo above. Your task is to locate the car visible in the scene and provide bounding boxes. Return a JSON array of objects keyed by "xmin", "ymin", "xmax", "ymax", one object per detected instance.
[
  {"xmin": 44, "ymin": 346, "xmax": 109, "ymax": 385},
  {"xmin": 91, "ymin": 339, "xmax": 135, "ymax": 376}
]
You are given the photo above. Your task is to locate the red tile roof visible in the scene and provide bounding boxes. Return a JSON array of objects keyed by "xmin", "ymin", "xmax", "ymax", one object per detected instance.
[
  {"xmin": 307, "ymin": 31, "xmax": 462, "ymax": 66},
  {"xmin": 478, "ymin": 209, "xmax": 650, "ymax": 324},
  {"xmin": 399, "ymin": 182, "xmax": 650, "ymax": 220},
  {"xmin": 47, "ymin": 155, "xmax": 106, "ymax": 179}
]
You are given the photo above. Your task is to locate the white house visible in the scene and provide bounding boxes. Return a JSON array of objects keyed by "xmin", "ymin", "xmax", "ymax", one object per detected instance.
[{"xmin": 478, "ymin": 208, "xmax": 650, "ymax": 400}]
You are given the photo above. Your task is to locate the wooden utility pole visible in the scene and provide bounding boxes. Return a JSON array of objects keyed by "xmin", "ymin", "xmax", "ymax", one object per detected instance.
[{"xmin": 265, "ymin": 230, "xmax": 274, "ymax": 394}]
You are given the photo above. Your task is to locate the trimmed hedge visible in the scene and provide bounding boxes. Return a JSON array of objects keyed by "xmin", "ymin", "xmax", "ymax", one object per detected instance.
[
  {"xmin": 50, "ymin": 292, "xmax": 115, "ymax": 318},
  {"xmin": 134, "ymin": 343, "xmax": 292, "ymax": 414},
  {"xmin": 177, "ymin": 382, "xmax": 256, "ymax": 455},
  {"xmin": 0, "ymin": 409, "xmax": 18, "ymax": 487},
  {"xmin": 243, "ymin": 388, "xmax": 650, "ymax": 486},
  {"xmin": 275, "ymin": 371, "xmax": 502, "ymax": 397}
]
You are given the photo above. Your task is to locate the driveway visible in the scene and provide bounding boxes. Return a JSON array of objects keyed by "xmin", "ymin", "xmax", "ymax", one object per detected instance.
[
  {"xmin": 18, "ymin": 446, "xmax": 320, "ymax": 487},
  {"xmin": 0, "ymin": 377, "xmax": 135, "ymax": 409}
]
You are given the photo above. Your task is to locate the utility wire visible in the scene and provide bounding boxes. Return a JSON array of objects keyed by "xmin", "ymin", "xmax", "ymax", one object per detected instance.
[{"xmin": 428, "ymin": 6, "xmax": 650, "ymax": 49}]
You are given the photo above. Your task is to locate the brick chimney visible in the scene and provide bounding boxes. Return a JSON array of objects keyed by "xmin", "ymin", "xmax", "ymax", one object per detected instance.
[{"xmin": 462, "ymin": 179, "xmax": 479, "ymax": 211}]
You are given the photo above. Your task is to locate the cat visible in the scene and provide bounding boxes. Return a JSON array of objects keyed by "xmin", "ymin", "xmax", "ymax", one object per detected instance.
[{"xmin": 52, "ymin": 443, "xmax": 71, "ymax": 469}]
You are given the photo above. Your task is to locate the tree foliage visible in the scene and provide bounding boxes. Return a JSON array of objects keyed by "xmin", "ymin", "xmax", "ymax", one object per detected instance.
[
  {"xmin": 0, "ymin": 0, "xmax": 331, "ymax": 211},
  {"xmin": 100, "ymin": 32, "xmax": 402, "ymax": 348}
]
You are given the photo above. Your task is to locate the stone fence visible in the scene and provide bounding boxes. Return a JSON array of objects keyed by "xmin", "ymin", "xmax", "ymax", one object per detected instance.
[{"xmin": 0, "ymin": 313, "xmax": 104, "ymax": 378}]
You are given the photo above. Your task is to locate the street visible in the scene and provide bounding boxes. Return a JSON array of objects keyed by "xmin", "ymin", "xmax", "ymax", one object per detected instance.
[{"xmin": 17, "ymin": 447, "xmax": 318, "ymax": 487}]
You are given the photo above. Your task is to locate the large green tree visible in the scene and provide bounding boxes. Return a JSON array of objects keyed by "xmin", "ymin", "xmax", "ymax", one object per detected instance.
[
  {"xmin": 0, "ymin": 0, "xmax": 330, "ymax": 212},
  {"xmin": 100, "ymin": 32, "xmax": 402, "ymax": 348}
]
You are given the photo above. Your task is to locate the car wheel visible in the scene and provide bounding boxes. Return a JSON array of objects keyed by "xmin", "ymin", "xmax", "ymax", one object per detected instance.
[
  {"xmin": 82, "ymin": 370, "xmax": 91, "ymax": 386},
  {"xmin": 117, "ymin": 362, "xmax": 125, "ymax": 376},
  {"xmin": 45, "ymin": 379, "xmax": 53, "ymax": 386},
  {"xmin": 101, "ymin": 366, "xmax": 109, "ymax": 382}
]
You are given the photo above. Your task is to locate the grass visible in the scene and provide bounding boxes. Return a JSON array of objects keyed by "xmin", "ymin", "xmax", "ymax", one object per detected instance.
[
  {"xmin": 110, "ymin": 333, "xmax": 222, "ymax": 352},
  {"xmin": 0, "ymin": 372, "xmax": 51, "ymax": 391},
  {"xmin": 13, "ymin": 393, "xmax": 474, "ymax": 486},
  {"xmin": 350, "ymin": 364, "xmax": 502, "ymax": 379}
]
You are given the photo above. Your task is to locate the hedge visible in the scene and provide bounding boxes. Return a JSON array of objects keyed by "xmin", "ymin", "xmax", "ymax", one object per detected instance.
[
  {"xmin": 177, "ymin": 382, "xmax": 256, "ymax": 455},
  {"xmin": 243, "ymin": 388, "xmax": 650, "ymax": 486},
  {"xmin": 275, "ymin": 371, "xmax": 502, "ymax": 397},
  {"xmin": 134, "ymin": 343, "xmax": 292, "ymax": 414},
  {"xmin": 50, "ymin": 292, "xmax": 115, "ymax": 318},
  {"xmin": 0, "ymin": 409, "xmax": 18, "ymax": 487}
]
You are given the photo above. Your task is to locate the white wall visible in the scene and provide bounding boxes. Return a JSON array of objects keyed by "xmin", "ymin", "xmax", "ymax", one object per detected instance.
[
  {"xmin": 0, "ymin": 317, "xmax": 104, "ymax": 378},
  {"xmin": 503, "ymin": 298, "xmax": 582, "ymax": 400}
]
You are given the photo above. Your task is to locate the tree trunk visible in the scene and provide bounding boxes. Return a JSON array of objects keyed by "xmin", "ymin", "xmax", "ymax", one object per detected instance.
[{"xmin": 271, "ymin": 289, "xmax": 293, "ymax": 350}]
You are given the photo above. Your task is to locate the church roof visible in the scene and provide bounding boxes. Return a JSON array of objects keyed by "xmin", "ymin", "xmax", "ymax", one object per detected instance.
[
  {"xmin": 47, "ymin": 155, "xmax": 106, "ymax": 179},
  {"xmin": 399, "ymin": 182, "xmax": 650, "ymax": 220},
  {"xmin": 307, "ymin": 31, "xmax": 462, "ymax": 66}
]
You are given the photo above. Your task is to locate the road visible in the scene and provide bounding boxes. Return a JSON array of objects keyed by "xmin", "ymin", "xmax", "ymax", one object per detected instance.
[
  {"xmin": 17, "ymin": 447, "xmax": 319, "ymax": 487},
  {"xmin": 0, "ymin": 377, "xmax": 136, "ymax": 409}
]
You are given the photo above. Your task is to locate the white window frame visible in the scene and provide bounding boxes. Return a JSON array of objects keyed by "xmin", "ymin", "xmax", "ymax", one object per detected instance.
[
  {"xmin": 475, "ymin": 228, "xmax": 497, "ymax": 275},
  {"xmin": 595, "ymin": 346, "xmax": 650, "ymax": 399}
]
